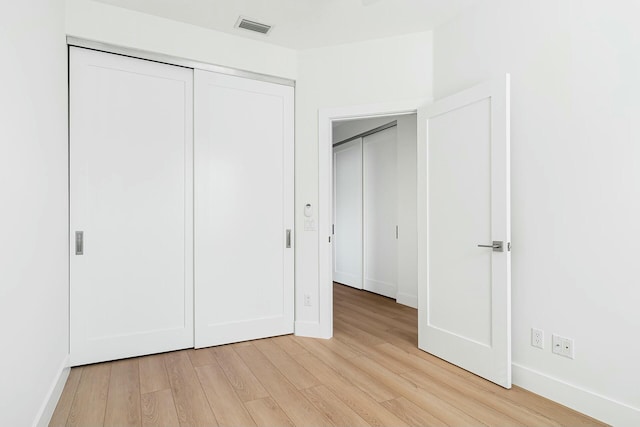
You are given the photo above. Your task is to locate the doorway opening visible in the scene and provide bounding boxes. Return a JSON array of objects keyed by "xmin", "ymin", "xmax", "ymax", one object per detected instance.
[
  {"xmin": 317, "ymin": 99, "xmax": 425, "ymax": 340},
  {"xmin": 332, "ymin": 114, "xmax": 418, "ymax": 304}
]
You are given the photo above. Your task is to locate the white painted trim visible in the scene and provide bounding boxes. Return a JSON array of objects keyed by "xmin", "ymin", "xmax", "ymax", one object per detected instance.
[
  {"xmin": 34, "ymin": 355, "xmax": 70, "ymax": 427},
  {"xmin": 396, "ymin": 292, "xmax": 418, "ymax": 309},
  {"xmin": 294, "ymin": 321, "xmax": 329, "ymax": 339},
  {"xmin": 513, "ymin": 363, "xmax": 640, "ymax": 426},
  {"xmin": 318, "ymin": 99, "xmax": 430, "ymax": 340}
]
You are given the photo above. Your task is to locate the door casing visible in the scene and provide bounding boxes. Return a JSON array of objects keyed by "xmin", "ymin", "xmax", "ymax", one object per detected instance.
[{"xmin": 316, "ymin": 99, "xmax": 429, "ymax": 339}]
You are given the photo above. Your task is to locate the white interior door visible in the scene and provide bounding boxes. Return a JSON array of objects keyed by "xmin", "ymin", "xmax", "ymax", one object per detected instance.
[
  {"xmin": 69, "ymin": 48, "xmax": 194, "ymax": 366},
  {"xmin": 418, "ymin": 75, "xmax": 511, "ymax": 388},
  {"xmin": 194, "ymin": 70, "xmax": 294, "ymax": 348},
  {"xmin": 333, "ymin": 138, "xmax": 363, "ymax": 289},
  {"xmin": 363, "ymin": 126, "xmax": 398, "ymax": 298}
]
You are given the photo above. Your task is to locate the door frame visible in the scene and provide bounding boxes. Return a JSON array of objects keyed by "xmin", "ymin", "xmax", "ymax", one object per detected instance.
[{"xmin": 317, "ymin": 98, "xmax": 430, "ymax": 338}]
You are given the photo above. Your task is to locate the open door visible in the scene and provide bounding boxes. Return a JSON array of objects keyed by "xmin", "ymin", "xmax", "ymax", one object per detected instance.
[{"xmin": 417, "ymin": 75, "xmax": 511, "ymax": 388}]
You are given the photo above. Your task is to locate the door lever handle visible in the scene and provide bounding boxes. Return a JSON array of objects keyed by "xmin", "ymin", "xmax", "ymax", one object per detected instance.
[{"xmin": 477, "ymin": 241, "xmax": 504, "ymax": 252}]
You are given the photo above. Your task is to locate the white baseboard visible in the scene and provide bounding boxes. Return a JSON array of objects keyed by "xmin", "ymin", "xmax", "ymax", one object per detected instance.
[
  {"xmin": 34, "ymin": 354, "xmax": 70, "ymax": 427},
  {"xmin": 396, "ymin": 292, "xmax": 418, "ymax": 309},
  {"xmin": 513, "ymin": 363, "xmax": 640, "ymax": 426},
  {"xmin": 295, "ymin": 320, "xmax": 331, "ymax": 339}
]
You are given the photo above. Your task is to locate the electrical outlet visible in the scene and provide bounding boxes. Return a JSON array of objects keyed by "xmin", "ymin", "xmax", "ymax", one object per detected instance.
[
  {"xmin": 304, "ymin": 294, "xmax": 312, "ymax": 307},
  {"xmin": 552, "ymin": 334, "xmax": 575, "ymax": 359},
  {"xmin": 561, "ymin": 337, "xmax": 574, "ymax": 359},
  {"xmin": 531, "ymin": 328, "xmax": 544, "ymax": 349}
]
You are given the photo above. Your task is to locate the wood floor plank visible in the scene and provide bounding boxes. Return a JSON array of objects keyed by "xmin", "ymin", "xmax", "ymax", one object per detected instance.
[
  {"xmin": 381, "ymin": 397, "xmax": 447, "ymax": 427},
  {"xmin": 335, "ymin": 298, "xmax": 415, "ymax": 334},
  {"xmin": 49, "ymin": 367, "xmax": 83, "ymax": 427},
  {"xmin": 335, "ymin": 312, "xmax": 468, "ymax": 378},
  {"xmin": 352, "ymin": 355, "xmax": 488, "ymax": 426},
  {"xmin": 211, "ymin": 345, "xmax": 269, "ymax": 402},
  {"xmin": 195, "ymin": 362, "xmax": 256, "ymax": 427},
  {"xmin": 139, "ymin": 354, "xmax": 170, "ymax": 395},
  {"xmin": 253, "ymin": 339, "xmax": 319, "ymax": 390},
  {"xmin": 485, "ymin": 384, "xmax": 607, "ymax": 427},
  {"xmin": 66, "ymin": 363, "xmax": 111, "ymax": 427},
  {"xmin": 245, "ymin": 397, "xmax": 294, "ymax": 427},
  {"xmin": 301, "ymin": 385, "xmax": 370, "ymax": 427},
  {"xmin": 334, "ymin": 320, "xmax": 385, "ymax": 347},
  {"xmin": 104, "ymin": 358, "xmax": 141, "ymax": 427},
  {"xmin": 308, "ymin": 334, "xmax": 363, "ymax": 359},
  {"xmin": 333, "ymin": 329, "xmax": 411, "ymax": 374},
  {"xmin": 295, "ymin": 336, "xmax": 397, "ymax": 402},
  {"xmin": 335, "ymin": 296, "xmax": 415, "ymax": 324},
  {"xmin": 141, "ymin": 389, "xmax": 180, "ymax": 427},
  {"xmin": 271, "ymin": 335, "xmax": 308, "ymax": 356},
  {"xmin": 402, "ymin": 368, "xmax": 561, "ymax": 427},
  {"xmin": 235, "ymin": 345, "xmax": 334, "ymax": 426},
  {"xmin": 187, "ymin": 348, "xmax": 217, "ymax": 367},
  {"xmin": 295, "ymin": 352, "xmax": 409, "ymax": 427},
  {"xmin": 164, "ymin": 350, "xmax": 218, "ymax": 427}
]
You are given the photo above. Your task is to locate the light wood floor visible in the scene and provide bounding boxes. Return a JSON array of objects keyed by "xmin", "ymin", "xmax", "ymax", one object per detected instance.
[{"xmin": 51, "ymin": 283, "xmax": 606, "ymax": 426}]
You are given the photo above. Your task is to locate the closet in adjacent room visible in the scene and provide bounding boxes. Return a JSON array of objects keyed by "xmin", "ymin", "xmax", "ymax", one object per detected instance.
[{"xmin": 333, "ymin": 122, "xmax": 398, "ymax": 299}]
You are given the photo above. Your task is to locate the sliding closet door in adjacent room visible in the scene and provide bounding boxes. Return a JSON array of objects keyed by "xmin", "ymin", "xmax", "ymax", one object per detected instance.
[
  {"xmin": 194, "ymin": 70, "xmax": 294, "ymax": 348},
  {"xmin": 69, "ymin": 48, "xmax": 194, "ymax": 366},
  {"xmin": 363, "ymin": 126, "xmax": 398, "ymax": 298},
  {"xmin": 333, "ymin": 138, "xmax": 363, "ymax": 289}
]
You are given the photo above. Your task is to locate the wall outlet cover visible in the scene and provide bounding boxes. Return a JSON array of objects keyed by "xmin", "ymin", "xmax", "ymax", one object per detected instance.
[
  {"xmin": 552, "ymin": 333, "xmax": 574, "ymax": 359},
  {"xmin": 531, "ymin": 328, "xmax": 544, "ymax": 349}
]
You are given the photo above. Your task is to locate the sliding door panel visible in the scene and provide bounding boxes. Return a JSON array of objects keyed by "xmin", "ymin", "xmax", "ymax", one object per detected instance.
[
  {"xmin": 194, "ymin": 70, "xmax": 294, "ymax": 348},
  {"xmin": 333, "ymin": 139, "xmax": 363, "ymax": 289},
  {"xmin": 363, "ymin": 126, "xmax": 398, "ymax": 298},
  {"xmin": 69, "ymin": 47, "xmax": 194, "ymax": 366}
]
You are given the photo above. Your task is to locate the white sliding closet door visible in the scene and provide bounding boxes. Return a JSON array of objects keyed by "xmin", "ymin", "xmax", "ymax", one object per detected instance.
[
  {"xmin": 194, "ymin": 70, "xmax": 294, "ymax": 348},
  {"xmin": 333, "ymin": 138, "xmax": 363, "ymax": 289},
  {"xmin": 69, "ymin": 48, "xmax": 194, "ymax": 366},
  {"xmin": 363, "ymin": 126, "xmax": 398, "ymax": 298}
]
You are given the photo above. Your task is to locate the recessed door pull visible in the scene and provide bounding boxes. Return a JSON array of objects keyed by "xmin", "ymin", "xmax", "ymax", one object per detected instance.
[
  {"xmin": 477, "ymin": 240, "xmax": 504, "ymax": 252},
  {"xmin": 75, "ymin": 231, "xmax": 84, "ymax": 255}
]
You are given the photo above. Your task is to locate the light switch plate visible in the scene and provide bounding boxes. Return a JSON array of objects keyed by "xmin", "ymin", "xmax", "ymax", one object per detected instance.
[{"xmin": 304, "ymin": 219, "xmax": 316, "ymax": 231}]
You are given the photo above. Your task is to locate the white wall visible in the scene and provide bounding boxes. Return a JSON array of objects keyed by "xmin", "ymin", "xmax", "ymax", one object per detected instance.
[
  {"xmin": 296, "ymin": 32, "xmax": 432, "ymax": 330},
  {"xmin": 66, "ymin": 0, "xmax": 297, "ymax": 79},
  {"xmin": 395, "ymin": 114, "xmax": 418, "ymax": 308},
  {"xmin": 332, "ymin": 115, "xmax": 418, "ymax": 308},
  {"xmin": 0, "ymin": 1, "xmax": 70, "ymax": 426},
  {"xmin": 434, "ymin": 1, "xmax": 640, "ymax": 424}
]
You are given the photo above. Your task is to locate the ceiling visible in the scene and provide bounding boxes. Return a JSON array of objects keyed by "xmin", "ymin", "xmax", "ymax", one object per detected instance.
[{"xmin": 93, "ymin": 0, "xmax": 477, "ymax": 49}]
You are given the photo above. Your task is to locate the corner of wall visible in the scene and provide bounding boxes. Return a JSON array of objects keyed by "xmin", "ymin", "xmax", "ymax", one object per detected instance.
[{"xmin": 33, "ymin": 355, "xmax": 70, "ymax": 427}]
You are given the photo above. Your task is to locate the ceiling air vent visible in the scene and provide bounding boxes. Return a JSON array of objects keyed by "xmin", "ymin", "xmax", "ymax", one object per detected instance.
[{"xmin": 235, "ymin": 17, "xmax": 272, "ymax": 35}]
